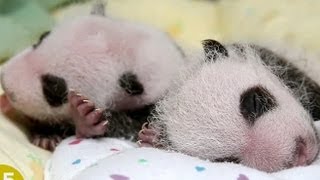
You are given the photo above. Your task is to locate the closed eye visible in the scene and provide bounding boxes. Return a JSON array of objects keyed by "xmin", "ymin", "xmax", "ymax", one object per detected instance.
[
  {"xmin": 240, "ymin": 86, "xmax": 277, "ymax": 125},
  {"xmin": 41, "ymin": 74, "xmax": 68, "ymax": 107}
]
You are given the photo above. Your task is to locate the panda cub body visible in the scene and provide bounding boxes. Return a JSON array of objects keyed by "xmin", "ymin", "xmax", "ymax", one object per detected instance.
[
  {"xmin": 0, "ymin": 3, "xmax": 185, "ymax": 150},
  {"xmin": 139, "ymin": 40, "xmax": 320, "ymax": 172}
]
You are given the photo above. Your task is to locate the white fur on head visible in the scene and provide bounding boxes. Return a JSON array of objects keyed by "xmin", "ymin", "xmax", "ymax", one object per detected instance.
[
  {"xmin": 151, "ymin": 43, "xmax": 319, "ymax": 172},
  {"xmin": 0, "ymin": 15, "xmax": 185, "ymax": 123}
]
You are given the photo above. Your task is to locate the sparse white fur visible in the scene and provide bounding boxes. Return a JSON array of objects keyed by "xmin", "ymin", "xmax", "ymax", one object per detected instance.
[
  {"xmin": 150, "ymin": 43, "xmax": 319, "ymax": 172},
  {"xmin": 0, "ymin": 14, "xmax": 185, "ymax": 123}
]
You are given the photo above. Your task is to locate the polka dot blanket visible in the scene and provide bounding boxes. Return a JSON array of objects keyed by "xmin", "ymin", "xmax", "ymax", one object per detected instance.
[{"xmin": 45, "ymin": 122, "xmax": 320, "ymax": 180}]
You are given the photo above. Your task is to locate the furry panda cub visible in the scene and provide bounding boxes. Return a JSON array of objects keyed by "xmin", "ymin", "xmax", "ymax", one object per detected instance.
[
  {"xmin": 138, "ymin": 39, "xmax": 320, "ymax": 172},
  {"xmin": 0, "ymin": 2, "xmax": 185, "ymax": 151}
]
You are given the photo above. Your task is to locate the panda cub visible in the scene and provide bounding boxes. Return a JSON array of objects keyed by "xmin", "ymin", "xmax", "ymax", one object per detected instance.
[
  {"xmin": 0, "ymin": 2, "xmax": 185, "ymax": 151},
  {"xmin": 138, "ymin": 39, "xmax": 320, "ymax": 172}
]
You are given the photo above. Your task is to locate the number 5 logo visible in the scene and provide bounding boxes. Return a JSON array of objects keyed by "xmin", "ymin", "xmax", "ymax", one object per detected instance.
[
  {"xmin": 3, "ymin": 172, "xmax": 14, "ymax": 180},
  {"xmin": 0, "ymin": 164, "xmax": 23, "ymax": 180}
]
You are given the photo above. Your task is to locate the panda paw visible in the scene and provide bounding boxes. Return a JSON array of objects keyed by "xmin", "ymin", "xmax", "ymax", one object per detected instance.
[
  {"xmin": 137, "ymin": 122, "xmax": 158, "ymax": 147},
  {"xmin": 68, "ymin": 90, "xmax": 108, "ymax": 138},
  {"xmin": 31, "ymin": 134, "xmax": 62, "ymax": 152}
]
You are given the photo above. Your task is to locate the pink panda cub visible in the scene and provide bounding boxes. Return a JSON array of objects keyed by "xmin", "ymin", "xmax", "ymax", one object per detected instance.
[
  {"xmin": 138, "ymin": 39, "xmax": 320, "ymax": 172},
  {"xmin": 0, "ymin": 2, "xmax": 186, "ymax": 151}
]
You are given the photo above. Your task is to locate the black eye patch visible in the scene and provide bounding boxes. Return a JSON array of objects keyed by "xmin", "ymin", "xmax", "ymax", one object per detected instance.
[
  {"xmin": 118, "ymin": 72, "xmax": 144, "ymax": 95},
  {"xmin": 41, "ymin": 74, "xmax": 68, "ymax": 107},
  {"xmin": 33, "ymin": 31, "xmax": 51, "ymax": 49},
  {"xmin": 240, "ymin": 86, "xmax": 277, "ymax": 125}
]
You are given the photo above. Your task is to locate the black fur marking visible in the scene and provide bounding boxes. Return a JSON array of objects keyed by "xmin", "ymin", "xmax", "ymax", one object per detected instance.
[
  {"xmin": 126, "ymin": 104, "xmax": 155, "ymax": 121},
  {"xmin": 29, "ymin": 117, "xmax": 75, "ymax": 151},
  {"xmin": 41, "ymin": 74, "xmax": 68, "ymax": 107},
  {"xmin": 231, "ymin": 43, "xmax": 246, "ymax": 57},
  {"xmin": 240, "ymin": 86, "xmax": 277, "ymax": 125},
  {"xmin": 29, "ymin": 118, "xmax": 75, "ymax": 137},
  {"xmin": 215, "ymin": 156, "xmax": 241, "ymax": 164},
  {"xmin": 253, "ymin": 46, "xmax": 320, "ymax": 121},
  {"xmin": 102, "ymin": 105, "xmax": 154, "ymax": 140},
  {"xmin": 33, "ymin": 31, "xmax": 50, "ymax": 49},
  {"xmin": 202, "ymin": 39, "xmax": 228, "ymax": 62},
  {"xmin": 119, "ymin": 72, "xmax": 144, "ymax": 95}
]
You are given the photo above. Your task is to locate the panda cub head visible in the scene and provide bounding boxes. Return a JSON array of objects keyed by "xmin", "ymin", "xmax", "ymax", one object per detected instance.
[
  {"xmin": 0, "ymin": 3, "xmax": 185, "ymax": 122},
  {"xmin": 151, "ymin": 39, "xmax": 319, "ymax": 172}
]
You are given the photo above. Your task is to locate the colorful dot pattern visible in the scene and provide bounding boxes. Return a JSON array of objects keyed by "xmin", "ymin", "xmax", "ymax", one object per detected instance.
[
  {"xmin": 238, "ymin": 174, "xmax": 249, "ymax": 180},
  {"xmin": 68, "ymin": 139, "xmax": 82, "ymax": 145},
  {"xmin": 138, "ymin": 159, "xmax": 147, "ymax": 164},
  {"xmin": 110, "ymin": 174, "xmax": 130, "ymax": 180},
  {"xmin": 195, "ymin": 165, "xmax": 206, "ymax": 172},
  {"xmin": 72, "ymin": 159, "xmax": 81, "ymax": 165},
  {"xmin": 66, "ymin": 138, "xmax": 250, "ymax": 180},
  {"xmin": 110, "ymin": 148, "xmax": 120, "ymax": 151}
]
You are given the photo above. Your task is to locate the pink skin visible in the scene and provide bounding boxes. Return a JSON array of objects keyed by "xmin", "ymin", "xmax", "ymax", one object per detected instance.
[
  {"xmin": 1, "ymin": 93, "xmax": 63, "ymax": 151},
  {"xmin": 242, "ymin": 127, "xmax": 318, "ymax": 170},
  {"xmin": 138, "ymin": 122, "xmax": 318, "ymax": 170},
  {"xmin": 137, "ymin": 122, "xmax": 159, "ymax": 147},
  {"xmin": 0, "ymin": 94, "xmax": 12, "ymax": 114},
  {"xmin": 68, "ymin": 90, "xmax": 108, "ymax": 138},
  {"xmin": 293, "ymin": 138, "xmax": 309, "ymax": 166},
  {"xmin": 32, "ymin": 134, "xmax": 62, "ymax": 152},
  {"xmin": 0, "ymin": 15, "xmax": 185, "ymax": 151},
  {"xmin": 2, "ymin": 90, "xmax": 108, "ymax": 150}
]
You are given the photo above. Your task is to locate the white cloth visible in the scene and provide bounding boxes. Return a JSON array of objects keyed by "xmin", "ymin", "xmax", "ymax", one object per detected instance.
[{"xmin": 45, "ymin": 122, "xmax": 320, "ymax": 180}]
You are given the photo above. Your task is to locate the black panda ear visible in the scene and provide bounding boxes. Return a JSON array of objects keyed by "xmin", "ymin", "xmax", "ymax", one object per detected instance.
[
  {"xmin": 202, "ymin": 39, "xmax": 228, "ymax": 62},
  {"xmin": 33, "ymin": 31, "xmax": 50, "ymax": 49},
  {"xmin": 90, "ymin": 0, "xmax": 106, "ymax": 16}
]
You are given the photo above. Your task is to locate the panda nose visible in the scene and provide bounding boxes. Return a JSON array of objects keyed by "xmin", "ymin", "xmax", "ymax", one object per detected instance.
[
  {"xmin": 292, "ymin": 137, "xmax": 308, "ymax": 166},
  {"xmin": 291, "ymin": 135, "xmax": 319, "ymax": 167}
]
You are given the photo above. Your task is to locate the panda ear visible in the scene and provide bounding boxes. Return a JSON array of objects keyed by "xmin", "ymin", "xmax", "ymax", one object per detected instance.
[
  {"xmin": 90, "ymin": 0, "xmax": 106, "ymax": 16},
  {"xmin": 202, "ymin": 39, "xmax": 228, "ymax": 62}
]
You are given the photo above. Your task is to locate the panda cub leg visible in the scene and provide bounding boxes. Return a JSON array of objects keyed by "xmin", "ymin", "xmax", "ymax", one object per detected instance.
[
  {"xmin": 68, "ymin": 91, "xmax": 108, "ymax": 138},
  {"xmin": 32, "ymin": 134, "xmax": 62, "ymax": 152},
  {"xmin": 28, "ymin": 118, "xmax": 74, "ymax": 151}
]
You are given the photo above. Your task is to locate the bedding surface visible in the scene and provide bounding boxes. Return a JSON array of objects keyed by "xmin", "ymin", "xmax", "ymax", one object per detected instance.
[
  {"xmin": 1, "ymin": 1, "xmax": 320, "ymax": 180},
  {"xmin": 45, "ymin": 122, "xmax": 320, "ymax": 180},
  {"xmin": 0, "ymin": 74, "xmax": 51, "ymax": 180}
]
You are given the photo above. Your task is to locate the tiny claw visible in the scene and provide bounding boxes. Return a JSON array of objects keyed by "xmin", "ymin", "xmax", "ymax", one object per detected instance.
[
  {"xmin": 102, "ymin": 120, "xmax": 109, "ymax": 126},
  {"xmin": 142, "ymin": 122, "xmax": 149, "ymax": 129},
  {"xmin": 136, "ymin": 140, "xmax": 142, "ymax": 146},
  {"xmin": 82, "ymin": 99, "xmax": 90, "ymax": 103},
  {"xmin": 95, "ymin": 108, "xmax": 102, "ymax": 112},
  {"xmin": 76, "ymin": 93, "xmax": 82, "ymax": 97},
  {"xmin": 139, "ymin": 129, "xmax": 145, "ymax": 135}
]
